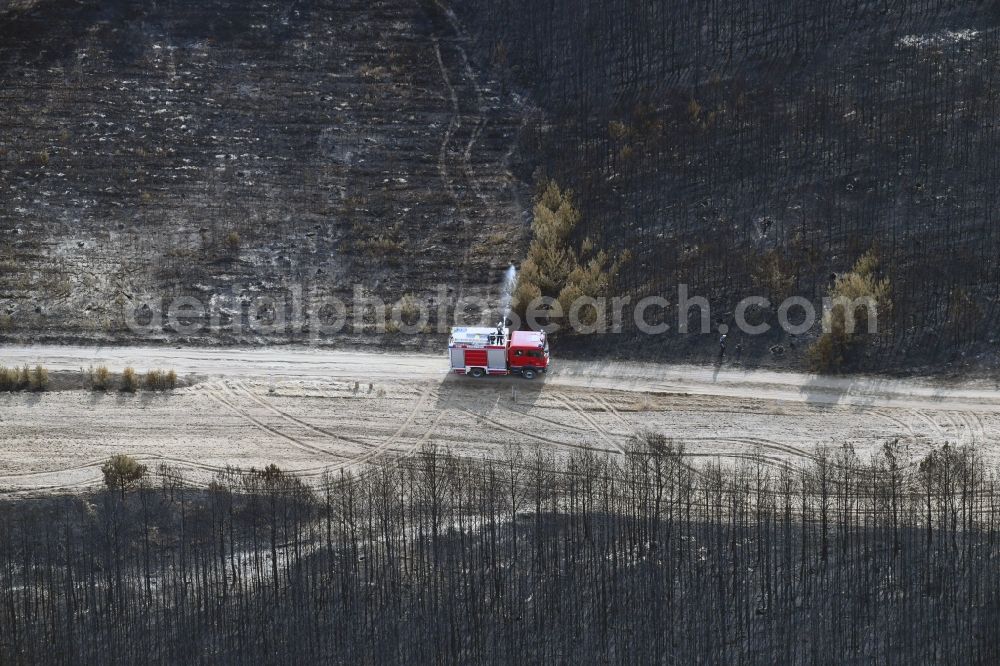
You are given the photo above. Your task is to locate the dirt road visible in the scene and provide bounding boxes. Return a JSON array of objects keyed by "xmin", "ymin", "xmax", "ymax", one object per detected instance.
[{"xmin": 1, "ymin": 345, "xmax": 998, "ymax": 494}]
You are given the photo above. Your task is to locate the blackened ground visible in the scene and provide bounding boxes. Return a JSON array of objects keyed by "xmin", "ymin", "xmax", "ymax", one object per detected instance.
[
  {"xmin": 452, "ymin": 0, "xmax": 1000, "ymax": 372},
  {"xmin": 0, "ymin": 0, "xmax": 531, "ymax": 348}
]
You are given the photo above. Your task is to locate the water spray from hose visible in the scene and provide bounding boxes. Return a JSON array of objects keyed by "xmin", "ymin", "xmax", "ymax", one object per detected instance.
[{"xmin": 499, "ymin": 264, "xmax": 517, "ymax": 323}]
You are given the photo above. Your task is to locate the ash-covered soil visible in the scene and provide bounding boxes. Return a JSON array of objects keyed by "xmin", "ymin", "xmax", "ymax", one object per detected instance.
[
  {"xmin": 0, "ymin": 0, "xmax": 530, "ymax": 346},
  {"xmin": 5, "ymin": 0, "xmax": 1000, "ymax": 374},
  {"xmin": 454, "ymin": 0, "xmax": 1000, "ymax": 371}
]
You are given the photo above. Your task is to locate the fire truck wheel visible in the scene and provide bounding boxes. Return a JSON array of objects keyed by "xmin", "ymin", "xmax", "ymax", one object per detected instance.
[
  {"xmin": 469, "ymin": 367, "xmax": 486, "ymax": 378},
  {"xmin": 521, "ymin": 368, "xmax": 537, "ymax": 380}
]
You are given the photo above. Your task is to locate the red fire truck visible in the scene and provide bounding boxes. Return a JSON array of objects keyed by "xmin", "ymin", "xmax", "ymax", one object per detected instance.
[{"xmin": 449, "ymin": 325, "xmax": 550, "ymax": 379}]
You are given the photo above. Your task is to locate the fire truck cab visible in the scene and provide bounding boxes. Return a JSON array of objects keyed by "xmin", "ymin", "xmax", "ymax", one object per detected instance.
[{"xmin": 449, "ymin": 326, "xmax": 550, "ymax": 379}]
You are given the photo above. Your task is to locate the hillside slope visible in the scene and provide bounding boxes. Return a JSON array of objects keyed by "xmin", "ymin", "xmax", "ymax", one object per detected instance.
[
  {"xmin": 4, "ymin": 0, "xmax": 1000, "ymax": 373},
  {"xmin": 453, "ymin": 0, "xmax": 1000, "ymax": 371},
  {"xmin": 0, "ymin": 0, "xmax": 529, "ymax": 346}
]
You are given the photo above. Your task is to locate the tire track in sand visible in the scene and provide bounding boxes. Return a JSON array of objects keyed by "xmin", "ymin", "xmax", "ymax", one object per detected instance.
[
  {"xmin": 936, "ymin": 411, "xmax": 965, "ymax": 443},
  {"xmin": 684, "ymin": 435, "xmax": 821, "ymax": 465},
  {"xmin": 339, "ymin": 382, "xmax": 438, "ymax": 468},
  {"xmin": 0, "ymin": 453, "xmax": 231, "ymax": 495},
  {"xmin": 552, "ymin": 392, "xmax": 626, "ymax": 454},
  {"xmin": 455, "ymin": 405, "xmax": 619, "ymax": 455},
  {"xmin": 872, "ymin": 408, "xmax": 920, "ymax": 446},
  {"xmin": 586, "ymin": 394, "xmax": 811, "ymax": 473},
  {"xmin": 199, "ymin": 382, "xmax": 337, "ymax": 459},
  {"xmin": 908, "ymin": 408, "xmax": 949, "ymax": 442},
  {"xmin": 590, "ymin": 394, "xmax": 637, "ymax": 439},
  {"xmin": 286, "ymin": 381, "xmax": 441, "ymax": 477},
  {"xmin": 367, "ymin": 411, "xmax": 447, "ymax": 474},
  {"xmin": 230, "ymin": 381, "xmax": 368, "ymax": 447},
  {"xmin": 967, "ymin": 411, "xmax": 992, "ymax": 442},
  {"xmin": 951, "ymin": 410, "xmax": 979, "ymax": 444},
  {"xmin": 498, "ymin": 396, "xmax": 589, "ymax": 434}
]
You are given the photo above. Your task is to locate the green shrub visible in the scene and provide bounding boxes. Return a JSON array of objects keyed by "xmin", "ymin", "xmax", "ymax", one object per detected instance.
[
  {"xmin": 398, "ymin": 293, "xmax": 421, "ymax": 322},
  {"xmin": 144, "ymin": 369, "xmax": 177, "ymax": 391},
  {"xmin": 29, "ymin": 364, "xmax": 48, "ymax": 391},
  {"xmin": 751, "ymin": 249, "xmax": 796, "ymax": 304},
  {"xmin": 120, "ymin": 366, "xmax": 139, "ymax": 393},
  {"xmin": 225, "ymin": 231, "xmax": 241, "ymax": 255},
  {"xmin": 144, "ymin": 369, "xmax": 162, "ymax": 390},
  {"xmin": 358, "ymin": 234, "xmax": 405, "ymax": 257},
  {"xmin": 89, "ymin": 365, "xmax": 111, "ymax": 391},
  {"xmin": 809, "ymin": 249, "xmax": 892, "ymax": 373},
  {"xmin": 255, "ymin": 463, "xmax": 284, "ymax": 482},
  {"xmin": 513, "ymin": 180, "xmax": 628, "ymax": 329},
  {"xmin": 0, "ymin": 365, "xmax": 19, "ymax": 391},
  {"xmin": 102, "ymin": 454, "xmax": 148, "ymax": 498}
]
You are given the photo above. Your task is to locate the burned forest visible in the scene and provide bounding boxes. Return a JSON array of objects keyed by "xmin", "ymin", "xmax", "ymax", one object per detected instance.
[
  {"xmin": 0, "ymin": 0, "xmax": 528, "ymax": 347},
  {"xmin": 454, "ymin": 0, "xmax": 1000, "ymax": 369},
  {"xmin": 3, "ymin": 441, "xmax": 1000, "ymax": 663},
  {"xmin": 0, "ymin": 0, "xmax": 997, "ymax": 368},
  {"xmin": 4, "ymin": 1, "xmax": 1000, "ymax": 664}
]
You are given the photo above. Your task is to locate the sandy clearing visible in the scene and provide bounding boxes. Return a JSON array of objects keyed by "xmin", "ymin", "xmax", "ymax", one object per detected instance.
[
  {"xmin": 0, "ymin": 345, "xmax": 998, "ymax": 494},
  {"xmin": 3, "ymin": 344, "xmax": 1000, "ymax": 407}
]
